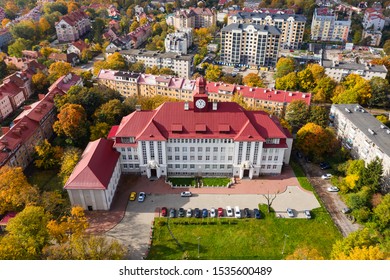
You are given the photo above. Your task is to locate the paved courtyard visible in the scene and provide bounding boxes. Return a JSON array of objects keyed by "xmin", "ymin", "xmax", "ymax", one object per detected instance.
[{"xmin": 85, "ymin": 166, "xmax": 320, "ymax": 259}]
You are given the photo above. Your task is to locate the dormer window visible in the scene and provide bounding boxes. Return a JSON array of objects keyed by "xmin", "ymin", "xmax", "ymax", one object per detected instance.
[
  {"xmin": 122, "ymin": 137, "xmax": 135, "ymax": 143},
  {"xmin": 266, "ymin": 138, "xmax": 280, "ymax": 144}
]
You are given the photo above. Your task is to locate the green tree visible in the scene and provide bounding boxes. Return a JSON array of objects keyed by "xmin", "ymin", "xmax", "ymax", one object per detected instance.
[
  {"xmin": 59, "ymin": 147, "xmax": 83, "ymax": 185},
  {"xmin": 53, "ymin": 104, "xmax": 89, "ymax": 146},
  {"xmin": 10, "ymin": 20, "xmax": 38, "ymax": 41},
  {"xmin": 0, "ymin": 166, "xmax": 39, "ymax": 214},
  {"xmin": 93, "ymin": 99, "xmax": 125, "ymax": 125},
  {"xmin": 275, "ymin": 57, "xmax": 295, "ymax": 79},
  {"xmin": 32, "ymin": 71, "xmax": 50, "ymax": 93},
  {"xmin": 0, "ymin": 206, "xmax": 50, "ymax": 260},
  {"xmin": 373, "ymin": 194, "xmax": 390, "ymax": 230},
  {"xmin": 358, "ymin": 157, "xmax": 383, "ymax": 192},
  {"xmin": 8, "ymin": 38, "xmax": 33, "ymax": 57},
  {"xmin": 0, "ymin": 58, "xmax": 7, "ymax": 80},
  {"xmin": 296, "ymin": 123, "xmax": 338, "ymax": 160},
  {"xmin": 194, "ymin": 54, "xmax": 203, "ymax": 66},
  {"xmin": 92, "ymin": 17, "xmax": 105, "ymax": 44},
  {"xmin": 285, "ymin": 100, "xmax": 309, "ymax": 131},
  {"xmin": 307, "ymin": 106, "xmax": 328, "ymax": 128},
  {"xmin": 383, "ymin": 39, "xmax": 390, "ymax": 56},
  {"xmin": 368, "ymin": 77, "xmax": 390, "ymax": 108},
  {"xmin": 34, "ymin": 139, "xmax": 63, "ymax": 169},
  {"xmin": 129, "ymin": 20, "xmax": 139, "ymax": 32},
  {"xmin": 312, "ymin": 76, "xmax": 336, "ymax": 103},
  {"xmin": 129, "ymin": 61, "xmax": 145, "ymax": 73},
  {"xmin": 275, "ymin": 72, "xmax": 299, "ymax": 91},
  {"xmin": 242, "ymin": 73, "xmax": 264, "ymax": 87},
  {"xmin": 159, "ymin": 67, "xmax": 176, "ymax": 76},
  {"xmin": 90, "ymin": 122, "xmax": 111, "ymax": 141}
]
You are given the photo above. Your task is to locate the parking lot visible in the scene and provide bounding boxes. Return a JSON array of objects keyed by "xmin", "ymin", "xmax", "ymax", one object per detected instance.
[{"xmin": 104, "ymin": 177, "xmax": 320, "ymax": 259}]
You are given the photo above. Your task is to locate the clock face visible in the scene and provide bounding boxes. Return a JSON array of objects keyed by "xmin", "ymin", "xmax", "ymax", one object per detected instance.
[{"xmin": 195, "ymin": 99, "xmax": 206, "ymax": 109}]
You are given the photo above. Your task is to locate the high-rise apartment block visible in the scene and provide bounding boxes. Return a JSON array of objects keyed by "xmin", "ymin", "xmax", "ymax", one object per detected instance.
[{"xmin": 311, "ymin": 8, "xmax": 351, "ymax": 42}]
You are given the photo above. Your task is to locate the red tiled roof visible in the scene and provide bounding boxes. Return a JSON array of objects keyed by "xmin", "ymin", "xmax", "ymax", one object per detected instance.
[
  {"xmin": 64, "ymin": 139, "xmax": 120, "ymax": 190},
  {"xmin": 0, "ymin": 212, "xmax": 17, "ymax": 226},
  {"xmin": 107, "ymin": 125, "xmax": 119, "ymax": 139},
  {"xmin": 48, "ymin": 74, "xmax": 82, "ymax": 93},
  {"xmin": 71, "ymin": 40, "xmax": 89, "ymax": 52},
  {"xmin": 114, "ymin": 101, "xmax": 289, "ymax": 143},
  {"xmin": 59, "ymin": 10, "xmax": 89, "ymax": 27}
]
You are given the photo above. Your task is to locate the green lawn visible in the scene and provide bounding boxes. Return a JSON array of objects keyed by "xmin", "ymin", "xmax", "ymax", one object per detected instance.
[
  {"xmin": 168, "ymin": 178, "xmax": 197, "ymax": 187},
  {"xmin": 290, "ymin": 161, "xmax": 314, "ymax": 192},
  {"xmin": 148, "ymin": 205, "xmax": 341, "ymax": 260},
  {"xmin": 25, "ymin": 164, "xmax": 63, "ymax": 192},
  {"xmin": 202, "ymin": 177, "xmax": 231, "ymax": 187}
]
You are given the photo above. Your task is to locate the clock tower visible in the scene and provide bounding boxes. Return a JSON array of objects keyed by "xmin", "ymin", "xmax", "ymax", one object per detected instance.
[{"xmin": 193, "ymin": 76, "xmax": 209, "ymax": 112}]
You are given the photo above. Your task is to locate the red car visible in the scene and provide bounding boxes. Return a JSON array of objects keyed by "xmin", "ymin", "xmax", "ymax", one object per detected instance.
[
  {"xmin": 217, "ymin": 207, "xmax": 224, "ymax": 217},
  {"xmin": 161, "ymin": 207, "xmax": 167, "ymax": 217}
]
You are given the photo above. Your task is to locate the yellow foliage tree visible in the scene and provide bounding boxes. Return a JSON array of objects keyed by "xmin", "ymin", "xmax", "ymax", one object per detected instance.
[
  {"xmin": 333, "ymin": 245, "xmax": 386, "ymax": 260},
  {"xmin": 285, "ymin": 246, "xmax": 324, "ymax": 260}
]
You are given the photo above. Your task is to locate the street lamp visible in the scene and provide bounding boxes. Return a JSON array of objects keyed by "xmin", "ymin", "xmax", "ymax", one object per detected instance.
[
  {"xmin": 282, "ymin": 234, "xmax": 289, "ymax": 255},
  {"xmin": 197, "ymin": 237, "xmax": 201, "ymax": 258}
]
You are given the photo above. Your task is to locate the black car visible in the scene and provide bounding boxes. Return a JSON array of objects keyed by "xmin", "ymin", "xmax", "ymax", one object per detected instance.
[
  {"xmin": 178, "ymin": 208, "xmax": 185, "ymax": 217},
  {"xmin": 169, "ymin": 208, "xmax": 176, "ymax": 218},
  {"xmin": 244, "ymin": 208, "xmax": 251, "ymax": 218},
  {"xmin": 253, "ymin": 208, "xmax": 261, "ymax": 219},
  {"xmin": 194, "ymin": 208, "xmax": 201, "ymax": 218},
  {"xmin": 202, "ymin": 208, "xmax": 208, "ymax": 218},
  {"xmin": 320, "ymin": 162, "xmax": 331, "ymax": 170}
]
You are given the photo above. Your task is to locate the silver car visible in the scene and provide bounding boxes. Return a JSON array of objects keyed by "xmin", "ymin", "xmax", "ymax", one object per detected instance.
[{"xmin": 286, "ymin": 208, "xmax": 294, "ymax": 217}]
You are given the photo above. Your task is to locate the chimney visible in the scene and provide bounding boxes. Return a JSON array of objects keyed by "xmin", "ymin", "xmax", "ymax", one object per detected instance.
[
  {"xmin": 135, "ymin": 105, "xmax": 141, "ymax": 111},
  {"xmin": 212, "ymin": 101, "xmax": 218, "ymax": 111}
]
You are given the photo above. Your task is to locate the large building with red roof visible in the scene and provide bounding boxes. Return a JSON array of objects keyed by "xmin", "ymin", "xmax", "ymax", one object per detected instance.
[
  {"xmin": 55, "ymin": 10, "xmax": 91, "ymax": 43},
  {"xmin": 64, "ymin": 138, "xmax": 121, "ymax": 211},
  {"xmin": 112, "ymin": 77, "xmax": 292, "ymax": 179}
]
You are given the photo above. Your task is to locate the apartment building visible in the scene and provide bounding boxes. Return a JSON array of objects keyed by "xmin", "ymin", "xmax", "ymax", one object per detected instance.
[
  {"xmin": 330, "ymin": 104, "xmax": 390, "ymax": 179},
  {"xmin": 311, "ymin": 8, "xmax": 351, "ymax": 42},
  {"xmin": 363, "ymin": 7, "xmax": 385, "ymax": 30},
  {"xmin": 173, "ymin": 7, "xmax": 216, "ymax": 30},
  {"xmin": 220, "ymin": 24, "xmax": 281, "ymax": 67},
  {"xmin": 321, "ymin": 60, "xmax": 388, "ymax": 82},
  {"xmin": 164, "ymin": 28, "xmax": 193, "ymax": 55},
  {"xmin": 106, "ymin": 49, "xmax": 194, "ymax": 78},
  {"xmin": 362, "ymin": 29, "xmax": 382, "ymax": 47},
  {"xmin": 228, "ymin": 11, "xmax": 306, "ymax": 49},
  {"xmin": 97, "ymin": 70, "xmax": 311, "ymax": 116},
  {"xmin": 55, "ymin": 10, "xmax": 91, "ymax": 43},
  {"xmin": 0, "ymin": 74, "xmax": 82, "ymax": 169}
]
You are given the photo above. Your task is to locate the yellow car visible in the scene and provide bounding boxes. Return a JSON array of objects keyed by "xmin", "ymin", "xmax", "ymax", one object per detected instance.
[{"xmin": 129, "ymin": 192, "xmax": 137, "ymax": 201}]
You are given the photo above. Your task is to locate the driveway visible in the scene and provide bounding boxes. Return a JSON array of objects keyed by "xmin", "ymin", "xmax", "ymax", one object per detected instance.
[{"xmin": 105, "ymin": 185, "xmax": 320, "ymax": 260}]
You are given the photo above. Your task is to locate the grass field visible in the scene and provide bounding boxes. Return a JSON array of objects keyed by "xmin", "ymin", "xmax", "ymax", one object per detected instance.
[
  {"xmin": 168, "ymin": 178, "xmax": 197, "ymax": 187},
  {"xmin": 202, "ymin": 177, "xmax": 231, "ymax": 187},
  {"xmin": 148, "ymin": 205, "xmax": 341, "ymax": 260},
  {"xmin": 25, "ymin": 164, "xmax": 63, "ymax": 192}
]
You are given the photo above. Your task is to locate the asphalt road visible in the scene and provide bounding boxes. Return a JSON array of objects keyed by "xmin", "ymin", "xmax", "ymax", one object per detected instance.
[{"xmin": 296, "ymin": 157, "xmax": 361, "ymax": 237}]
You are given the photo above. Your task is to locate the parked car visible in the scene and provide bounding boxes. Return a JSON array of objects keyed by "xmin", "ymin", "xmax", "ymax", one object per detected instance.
[
  {"xmin": 169, "ymin": 208, "xmax": 176, "ymax": 218},
  {"xmin": 342, "ymin": 207, "xmax": 351, "ymax": 214},
  {"xmin": 180, "ymin": 191, "xmax": 192, "ymax": 197},
  {"xmin": 186, "ymin": 208, "xmax": 192, "ymax": 217},
  {"xmin": 321, "ymin": 174, "xmax": 332, "ymax": 180},
  {"xmin": 286, "ymin": 208, "xmax": 294, "ymax": 217},
  {"xmin": 226, "ymin": 206, "xmax": 233, "ymax": 217},
  {"xmin": 202, "ymin": 208, "xmax": 208, "ymax": 218},
  {"xmin": 210, "ymin": 207, "xmax": 216, "ymax": 218},
  {"xmin": 320, "ymin": 162, "xmax": 331, "ymax": 170},
  {"xmin": 304, "ymin": 210, "xmax": 311, "ymax": 219},
  {"xmin": 161, "ymin": 207, "xmax": 167, "ymax": 217},
  {"xmin": 138, "ymin": 192, "xmax": 145, "ymax": 202},
  {"xmin": 253, "ymin": 208, "xmax": 261, "ymax": 219},
  {"xmin": 235, "ymin": 206, "xmax": 241, "ymax": 218},
  {"xmin": 327, "ymin": 186, "xmax": 339, "ymax": 192},
  {"xmin": 194, "ymin": 208, "xmax": 201, "ymax": 218},
  {"xmin": 178, "ymin": 208, "xmax": 185, "ymax": 217},
  {"xmin": 129, "ymin": 192, "xmax": 137, "ymax": 201},
  {"xmin": 217, "ymin": 207, "xmax": 224, "ymax": 217},
  {"xmin": 244, "ymin": 208, "xmax": 251, "ymax": 218}
]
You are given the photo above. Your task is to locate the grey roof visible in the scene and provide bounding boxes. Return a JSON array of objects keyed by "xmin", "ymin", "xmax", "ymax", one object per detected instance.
[
  {"xmin": 332, "ymin": 104, "xmax": 390, "ymax": 156},
  {"xmin": 231, "ymin": 12, "xmax": 307, "ymax": 22},
  {"xmin": 322, "ymin": 60, "xmax": 388, "ymax": 73},
  {"xmin": 114, "ymin": 71, "xmax": 140, "ymax": 79},
  {"xmin": 221, "ymin": 23, "xmax": 282, "ymax": 35},
  {"xmin": 107, "ymin": 49, "xmax": 194, "ymax": 61}
]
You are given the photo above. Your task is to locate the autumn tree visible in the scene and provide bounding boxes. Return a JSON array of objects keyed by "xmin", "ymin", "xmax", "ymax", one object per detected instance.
[
  {"xmin": 0, "ymin": 206, "xmax": 50, "ymax": 260},
  {"xmin": 275, "ymin": 57, "xmax": 295, "ymax": 79},
  {"xmin": 106, "ymin": 52, "xmax": 127, "ymax": 70},
  {"xmin": 204, "ymin": 64, "xmax": 221, "ymax": 82},
  {"xmin": 0, "ymin": 58, "xmax": 7, "ymax": 80},
  {"xmin": 32, "ymin": 71, "xmax": 50, "ymax": 93},
  {"xmin": 0, "ymin": 167, "xmax": 39, "ymax": 214},
  {"xmin": 296, "ymin": 123, "xmax": 338, "ymax": 160},
  {"xmin": 53, "ymin": 104, "xmax": 89, "ymax": 146},
  {"xmin": 339, "ymin": 159, "xmax": 365, "ymax": 193},
  {"xmin": 48, "ymin": 61, "xmax": 72, "ymax": 83},
  {"xmin": 8, "ymin": 38, "xmax": 33, "ymax": 57},
  {"xmin": 93, "ymin": 99, "xmax": 125, "ymax": 125},
  {"xmin": 59, "ymin": 147, "xmax": 83, "ymax": 185},
  {"xmin": 129, "ymin": 20, "xmax": 140, "ymax": 32},
  {"xmin": 332, "ymin": 74, "xmax": 371, "ymax": 105},
  {"xmin": 275, "ymin": 72, "xmax": 299, "ymax": 91},
  {"xmin": 129, "ymin": 61, "xmax": 145, "ymax": 73},
  {"xmin": 368, "ymin": 77, "xmax": 390, "ymax": 108},
  {"xmin": 307, "ymin": 106, "xmax": 328, "ymax": 128},
  {"xmin": 285, "ymin": 246, "xmax": 324, "ymax": 260},
  {"xmin": 10, "ymin": 20, "xmax": 39, "ymax": 41},
  {"xmin": 231, "ymin": 93, "xmax": 249, "ymax": 110},
  {"xmin": 306, "ymin": 63, "xmax": 325, "ymax": 81},
  {"xmin": 38, "ymin": 17, "xmax": 51, "ymax": 36},
  {"xmin": 285, "ymin": 100, "xmax": 309, "ymax": 131},
  {"xmin": 312, "ymin": 76, "xmax": 336, "ymax": 103},
  {"xmin": 34, "ymin": 139, "xmax": 63, "ymax": 169},
  {"xmin": 243, "ymin": 73, "xmax": 264, "ymax": 87},
  {"xmin": 90, "ymin": 122, "xmax": 111, "ymax": 141}
]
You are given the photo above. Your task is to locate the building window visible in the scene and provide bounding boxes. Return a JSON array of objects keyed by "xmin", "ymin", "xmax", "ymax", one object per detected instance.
[
  {"xmin": 206, "ymin": 147, "xmax": 210, "ymax": 152},
  {"xmin": 183, "ymin": 164, "xmax": 188, "ymax": 169},
  {"xmin": 175, "ymin": 147, "xmax": 180, "ymax": 152},
  {"xmin": 212, "ymin": 164, "xmax": 217, "ymax": 169},
  {"xmin": 183, "ymin": 156, "xmax": 187, "ymax": 161},
  {"xmin": 175, "ymin": 164, "xmax": 180, "ymax": 168},
  {"xmin": 198, "ymin": 156, "xmax": 202, "ymax": 160},
  {"xmin": 267, "ymin": 165, "xmax": 271, "ymax": 169},
  {"xmin": 142, "ymin": 142, "xmax": 147, "ymax": 164},
  {"xmin": 190, "ymin": 147, "xmax": 195, "ymax": 152},
  {"xmin": 274, "ymin": 156, "xmax": 278, "ymax": 161},
  {"xmin": 123, "ymin": 164, "xmax": 128, "ymax": 169},
  {"xmin": 122, "ymin": 155, "xmax": 126, "ymax": 160},
  {"xmin": 190, "ymin": 156, "xmax": 195, "ymax": 160},
  {"xmin": 183, "ymin": 147, "xmax": 187, "ymax": 152},
  {"xmin": 220, "ymin": 165, "xmax": 225, "ymax": 169},
  {"xmin": 190, "ymin": 164, "xmax": 195, "ymax": 169},
  {"xmin": 213, "ymin": 147, "xmax": 218, "ymax": 152},
  {"xmin": 198, "ymin": 147, "xmax": 203, "ymax": 152},
  {"xmin": 175, "ymin": 156, "xmax": 180, "ymax": 160},
  {"xmin": 168, "ymin": 156, "xmax": 172, "ymax": 160},
  {"xmin": 273, "ymin": 165, "xmax": 277, "ymax": 169},
  {"xmin": 168, "ymin": 164, "xmax": 173, "ymax": 168},
  {"xmin": 205, "ymin": 164, "xmax": 210, "ymax": 169},
  {"xmin": 237, "ymin": 142, "xmax": 243, "ymax": 164},
  {"xmin": 149, "ymin": 141, "xmax": 155, "ymax": 160},
  {"xmin": 158, "ymin": 142, "xmax": 163, "ymax": 164}
]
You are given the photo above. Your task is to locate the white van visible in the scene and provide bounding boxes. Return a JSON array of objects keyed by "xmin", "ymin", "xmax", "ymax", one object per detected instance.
[{"xmin": 234, "ymin": 206, "xmax": 241, "ymax": 218}]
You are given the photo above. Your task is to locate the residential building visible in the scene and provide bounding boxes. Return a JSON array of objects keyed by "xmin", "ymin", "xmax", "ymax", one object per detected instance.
[
  {"xmin": 128, "ymin": 23, "xmax": 152, "ymax": 49},
  {"xmin": 173, "ymin": 7, "xmax": 216, "ymax": 30},
  {"xmin": 363, "ymin": 7, "xmax": 385, "ymax": 30},
  {"xmin": 64, "ymin": 138, "xmax": 121, "ymax": 211},
  {"xmin": 96, "ymin": 70, "xmax": 311, "ymax": 116},
  {"xmin": 0, "ymin": 28, "xmax": 12, "ymax": 50},
  {"xmin": 0, "ymin": 73, "xmax": 82, "ymax": 169},
  {"xmin": 220, "ymin": 24, "xmax": 281, "ymax": 67},
  {"xmin": 321, "ymin": 59, "xmax": 388, "ymax": 82},
  {"xmin": 330, "ymin": 104, "xmax": 390, "ymax": 180},
  {"xmin": 111, "ymin": 77, "xmax": 292, "ymax": 179},
  {"xmin": 106, "ymin": 49, "xmax": 194, "ymax": 78},
  {"xmin": 22, "ymin": 50, "xmax": 41, "ymax": 60},
  {"xmin": 362, "ymin": 29, "xmax": 382, "ymax": 46},
  {"xmin": 48, "ymin": 53, "xmax": 79, "ymax": 66},
  {"xmin": 227, "ymin": 11, "xmax": 306, "ymax": 49},
  {"xmin": 311, "ymin": 8, "xmax": 351, "ymax": 42},
  {"xmin": 67, "ymin": 40, "xmax": 89, "ymax": 56},
  {"xmin": 55, "ymin": 10, "xmax": 91, "ymax": 43},
  {"xmin": 164, "ymin": 28, "xmax": 193, "ymax": 55}
]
